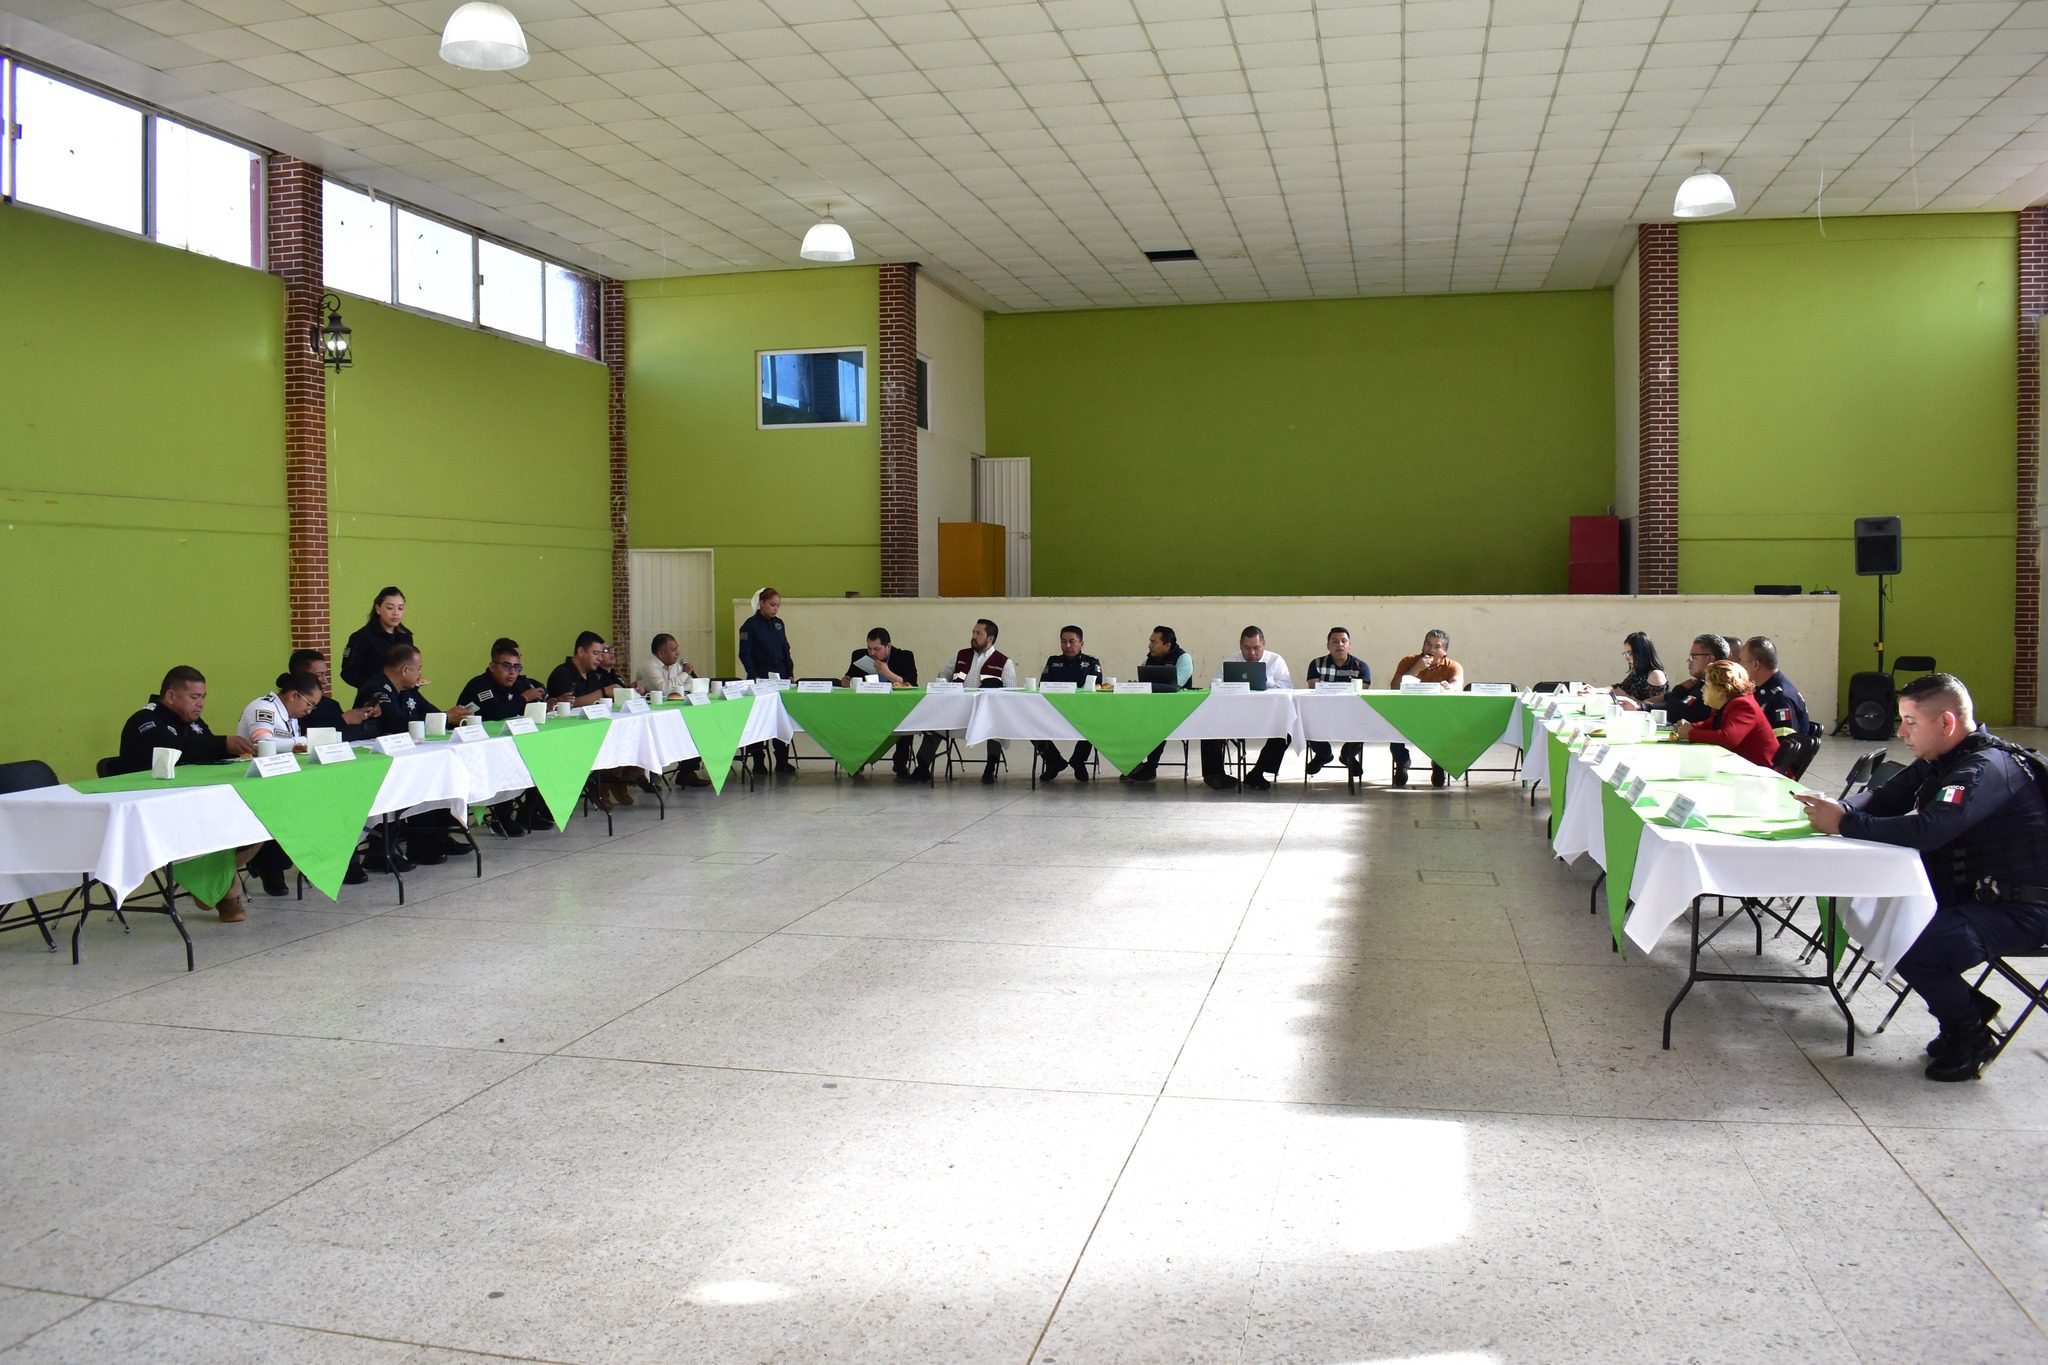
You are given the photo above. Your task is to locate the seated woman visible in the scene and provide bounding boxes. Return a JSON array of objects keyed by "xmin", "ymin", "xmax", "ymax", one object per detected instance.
[
  {"xmin": 1674, "ymin": 659, "xmax": 1778, "ymax": 769},
  {"xmin": 1609, "ymin": 631, "xmax": 1666, "ymax": 706}
]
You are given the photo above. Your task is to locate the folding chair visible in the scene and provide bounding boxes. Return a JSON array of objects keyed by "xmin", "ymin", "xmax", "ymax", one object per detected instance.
[
  {"xmin": 0, "ymin": 760, "xmax": 71, "ymax": 950},
  {"xmin": 1968, "ymin": 952, "xmax": 2048, "ymax": 1071}
]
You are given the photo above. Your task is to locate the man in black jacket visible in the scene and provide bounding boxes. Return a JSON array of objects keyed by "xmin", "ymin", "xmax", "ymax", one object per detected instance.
[
  {"xmin": 1034, "ymin": 625, "xmax": 1101, "ymax": 781},
  {"xmin": 1796, "ymin": 673, "xmax": 2048, "ymax": 1081},
  {"xmin": 116, "ymin": 666, "xmax": 253, "ymax": 774},
  {"xmin": 841, "ymin": 628, "xmax": 919, "ymax": 778}
]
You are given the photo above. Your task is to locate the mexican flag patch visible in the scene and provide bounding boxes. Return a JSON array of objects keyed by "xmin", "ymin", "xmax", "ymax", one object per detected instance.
[{"xmin": 1937, "ymin": 785, "xmax": 1967, "ymax": 805}]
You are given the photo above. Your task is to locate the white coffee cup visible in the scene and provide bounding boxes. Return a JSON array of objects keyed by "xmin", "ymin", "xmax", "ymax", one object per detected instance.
[
  {"xmin": 461, "ymin": 714, "xmax": 482, "ymax": 728},
  {"xmin": 1650, "ymin": 709, "xmax": 1668, "ymax": 729},
  {"xmin": 553, "ymin": 702, "xmax": 572, "ymax": 717},
  {"xmin": 1023, "ymin": 677, "xmax": 1038, "ymax": 690},
  {"xmin": 150, "ymin": 747, "xmax": 180, "ymax": 780},
  {"xmin": 425, "ymin": 713, "xmax": 447, "ymax": 737},
  {"xmin": 256, "ymin": 738, "xmax": 278, "ymax": 758},
  {"xmin": 407, "ymin": 721, "xmax": 426, "ymax": 742}
]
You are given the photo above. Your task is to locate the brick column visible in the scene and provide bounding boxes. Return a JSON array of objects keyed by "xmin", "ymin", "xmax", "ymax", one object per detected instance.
[
  {"xmin": 603, "ymin": 278, "xmax": 631, "ymax": 655},
  {"xmin": 266, "ymin": 156, "xmax": 329, "ymax": 652},
  {"xmin": 878, "ymin": 262, "xmax": 919, "ymax": 596},
  {"xmin": 2016, "ymin": 206, "xmax": 2045, "ymax": 723},
  {"xmin": 1636, "ymin": 223, "xmax": 1680, "ymax": 595}
]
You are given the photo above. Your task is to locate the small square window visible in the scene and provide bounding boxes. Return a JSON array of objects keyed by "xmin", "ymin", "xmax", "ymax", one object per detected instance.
[
  {"xmin": 760, "ymin": 349, "xmax": 867, "ymax": 427},
  {"xmin": 154, "ymin": 119, "xmax": 262, "ymax": 268},
  {"xmin": 479, "ymin": 238, "xmax": 544, "ymax": 341},
  {"xmin": 397, "ymin": 207, "xmax": 474, "ymax": 323},
  {"xmin": 323, "ymin": 180, "xmax": 393, "ymax": 302},
  {"xmin": 12, "ymin": 69, "xmax": 142, "ymax": 234}
]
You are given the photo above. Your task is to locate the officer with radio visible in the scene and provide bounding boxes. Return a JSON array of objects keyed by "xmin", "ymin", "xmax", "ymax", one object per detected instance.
[
  {"xmin": 1795, "ymin": 673, "xmax": 2048, "ymax": 1081},
  {"xmin": 1034, "ymin": 625, "xmax": 1102, "ymax": 781}
]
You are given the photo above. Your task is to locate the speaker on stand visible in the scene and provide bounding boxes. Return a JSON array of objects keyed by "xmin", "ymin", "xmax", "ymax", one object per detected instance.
[{"xmin": 1842, "ymin": 517, "xmax": 1903, "ymax": 739}]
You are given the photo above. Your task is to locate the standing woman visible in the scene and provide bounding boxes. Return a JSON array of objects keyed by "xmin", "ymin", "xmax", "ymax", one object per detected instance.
[
  {"xmin": 341, "ymin": 586, "xmax": 414, "ymax": 691},
  {"xmin": 737, "ymin": 587, "xmax": 796, "ymax": 773},
  {"xmin": 1610, "ymin": 631, "xmax": 1667, "ymax": 705}
]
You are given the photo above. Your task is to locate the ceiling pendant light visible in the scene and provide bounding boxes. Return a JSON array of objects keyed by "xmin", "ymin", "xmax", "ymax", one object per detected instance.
[
  {"xmin": 440, "ymin": 2, "xmax": 530, "ymax": 71},
  {"xmin": 1673, "ymin": 164, "xmax": 1736, "ymax": 219},
  {"xmin": 799, "ymin": 209, "xmax": 855, "ymax": 263}
]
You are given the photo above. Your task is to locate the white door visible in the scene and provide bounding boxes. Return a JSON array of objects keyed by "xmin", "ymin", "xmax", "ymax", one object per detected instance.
[
  {"xmin": 629, "ymin": 549, "xmax": 715, "ymax": 677},
  {"xmin": 972, "ymin": 456, "xmax": 1031, "ymax": 596}
]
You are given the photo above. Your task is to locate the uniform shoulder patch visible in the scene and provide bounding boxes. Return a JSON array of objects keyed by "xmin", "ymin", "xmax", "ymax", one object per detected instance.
[{"xmin": 1937, "ymin": 785, "xmax": 1967, "ymax": 805}]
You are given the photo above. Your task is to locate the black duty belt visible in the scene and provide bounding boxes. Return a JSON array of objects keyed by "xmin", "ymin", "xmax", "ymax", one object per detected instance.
[{"xmin": 1973, "ymin": 877, "xmax": 2048, "ymax": 907}]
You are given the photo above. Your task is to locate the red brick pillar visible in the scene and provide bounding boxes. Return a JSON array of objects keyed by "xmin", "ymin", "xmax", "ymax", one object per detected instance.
[
  {"xmin": 267, "ymin": 156, "xmax": 329, "ymax": 653},
  {"xmin": 878, "ymin": 262, "xmax": 919, "ymax": 597},
  {"xmin": 603, "ymin": 278, "xmax": 631, "ymax": 656},
  {"xmin": 1636, "ymin": 223, "xmax": 1680, "ymax": 595},
  {"xmin": 2016, "ymin": 206, "xmax": 2044, "ymax": 723}
]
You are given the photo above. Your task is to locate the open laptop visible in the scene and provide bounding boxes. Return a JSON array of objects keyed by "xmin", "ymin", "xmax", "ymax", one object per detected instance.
[
  {"xmin": 1137, "ymin": 664, "xmax": 1179, "ymax": 693},
  {"xmin": 1221, "ymin": 659, "xmax": 1268, "ymax": 691}
]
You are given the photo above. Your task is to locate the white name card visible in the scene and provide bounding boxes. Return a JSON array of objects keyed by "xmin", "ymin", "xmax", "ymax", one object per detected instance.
[
  {"xmin": 721, "ymin": 682, "xmax": 752, "ymax": 699},
  {"xmin": 1626, "ymin": 775, "xmax": 1649, "ymax": 805},
  {"xmin": 523, "ymin": 702, "xmax": 548, "ymax": 723},
  {"xmin": 1210, "ymin": 680, "xmax": 1251, "ymax": 695},
  {"xmin": 451, "ymin": 725, "xmax": 492, "ymax": 744},
  {"xmin": 1610, "ymin": 762, "xmax": 1631, "ymax": 787},
  {"xmin": 246, "ymin": 753, "xmax": 300, "ymax": 778},
  {"xmin": 1470, "ymin": 682, "xmax": 1514, "ymax": 695},
  {"xmin": 313, "ymin": 742, "xmax": 356, "ymax": 765},
  {"xmin": 856, "ymin": 679, "xmax": 892, "ymax": 693},
  {"xmin": 687, "ymin": 692, "xmax": 714, "ymax": 705},
  {"xmin": 798, "ymin": 680, "xmax": 835, "ymax": 693},
  {"xmin": 504, "ymin": 717, "xmax": 538, "ymax": 735},
  {"xmin": 577, "ymin": 705, "xmax": 610, "ymax": 720},
  {"xmin": 1587, "ymin": 743, "xmax": 1610, "ymax": 767},
  {"xmin": 1662, "ymin": 793, "xmax": 1701, "ymax": 828},
  {"xmin": 755, "ymin": 679, "xmax": 790, "ymax": 693},
  {"xmin": 1399, "ymin": 677, "xmax": 1437, "ymax": 692},
  {"xmin": 925, "ymin": 680, "xmax": 965, "ymax": 694},
  {"xmin": 1321, "ymin": 680, "xmax": 1363, "ymax": 694},
  {"xmin": 1038, "ymin": 681, "xmax": 1078, "ymax": 693},
  {"xmin": 616, "ymin": 695, "xmax": 649, "ymax": 714},
  {"xmin": 373, "ymin": 734, "xmax": 414, "ymax": 756},
  {"xmin": 303, "ymin": 727, "xmax": 341, "ymax": 749},
  {"xmin": 1113, "ymin": 681, "xmax": 1152, "ymax": 694}
]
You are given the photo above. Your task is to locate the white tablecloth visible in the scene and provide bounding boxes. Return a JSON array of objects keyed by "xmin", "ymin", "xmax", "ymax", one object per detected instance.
[
  {"xmin": 1295, "ymin": 691, "xmax": 1523, "ymax": 751},
  {"xmin": 964, "ymin": 689, "xmax": 1303, "ymax": 762}
]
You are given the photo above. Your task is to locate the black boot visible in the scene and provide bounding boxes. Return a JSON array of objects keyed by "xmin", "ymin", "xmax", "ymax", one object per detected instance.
[
  {"xmin": 1926, "ymin": 993, "xmax": 2002, "ymax": 1055},
  {"xmin": 1924, "ymin": 1021, "xmax": 1997, "ymax": 1081}
]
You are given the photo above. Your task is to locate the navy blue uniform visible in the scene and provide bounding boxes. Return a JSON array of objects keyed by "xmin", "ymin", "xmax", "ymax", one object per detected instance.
[
  {"xmin": 354, "ymin": 676, "xmax": 436, "ymax": 737},
  {"xmin": 340, "ymin": 623, "xmax": 412, "ymax": 691},
  {"xmin": 457, "ymin": 672, "xmax": 546, "ymax": 722},
  {"xmin": 738, "ymin": 613, "xmax": 793, "ymax": 680},
  {"xmin": 1659, "ymin": 677, "xmax": 1715, "ymax": 726},
  {"xmin": 1755, "ymin": 671, "xmax": 1810, "ymax": 736},
  {"xmin": 546, "ymin": 659, "xmax": 608, "ymax": 704},
  {"xmin": 114, "ymin": 698, "xmax": 232, "ymax": 774},
  {"xmin": 304, "ymin": 696, "xmax": 374, "ymax": 743},
  {"xmin": 1842, "ymin": 728, "xmax": 2048, "ymax": 1027},
  {"xmin": 1035, "ymin": 651, "xmax": 1102, "ymax": 775}
]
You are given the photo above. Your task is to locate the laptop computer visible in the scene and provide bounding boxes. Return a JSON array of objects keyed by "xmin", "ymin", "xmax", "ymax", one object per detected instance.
[
  {"xmin": 1137, "ymin": 664, "xmax": 1179, "ymax": 693},
  {"xmin": 1221, "ymin": 659, "xmax": 1268, "ymax": 691}
]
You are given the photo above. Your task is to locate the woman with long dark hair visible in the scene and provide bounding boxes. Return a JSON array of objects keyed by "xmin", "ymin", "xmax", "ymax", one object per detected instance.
[
  {"xmin": 1611, "ymin": 631, "xmax": 1666, "ymax": 704},
  {"xmin": 340, "ymin": 586, "xmax": 415, "ymax": 690}
]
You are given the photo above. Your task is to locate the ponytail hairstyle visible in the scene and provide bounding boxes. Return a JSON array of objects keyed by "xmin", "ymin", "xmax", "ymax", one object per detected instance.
[
  {"xmin": 365, "ymin": 586, "xmax": 405, "ymax": 630},
  {"xmin": 275, "ymin": 671, "xmax": 322, "ymax": 700}
]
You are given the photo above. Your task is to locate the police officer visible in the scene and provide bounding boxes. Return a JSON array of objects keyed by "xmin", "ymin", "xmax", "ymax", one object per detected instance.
[
  {"xmin": 1033, "ymin": 624, "xmax": 1101, "ymax": 781},
  {"xmin": 1641, "ymin": 633, "xmax": 1728, "ymax": 726},
  {"xmin": 457, "ymin": 638, "xmax": 552, "ymax": 835},
  {"xmin": 546, "ymin": 631, "xmax": 620, "ymax": 707},
  {"xmin": 340, "ymin": 586, "xmax": 413, "ymax": 691},
  {"xmin": 293, "ymin": 649, "xmax": 380, "ymax": 741},
  {"xmin": 1795, "ymin": 673, "xmax": 2048, "ymax": 1081},
  {"xmin": 355, "ymin": 643, "xmax": 474, "ymax": 867},
  {"xmin": 738, "ymin": 587, "xmax": 796, "ymax": 774},
  {"xmin": 841, "ymin": 628, "xmax": 920, "ymax": 778},
  {"xmin": 1740, "ymin": 635, "xmax": 1810, "ymax": 737},
  {"xmin": 116, "ymin": 666, "xmax": 253, "ymax": 773}
]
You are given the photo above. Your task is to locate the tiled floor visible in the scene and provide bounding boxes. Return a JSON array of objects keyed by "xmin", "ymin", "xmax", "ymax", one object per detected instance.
[{"xmin": 3, "ymin": 736, "xmax": 2044, "ymax": 1363}]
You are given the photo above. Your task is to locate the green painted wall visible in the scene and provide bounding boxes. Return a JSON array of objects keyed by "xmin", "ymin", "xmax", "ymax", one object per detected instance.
[
  {"xmin": 1678, "ymin": 214, "xmax": 2017, "ymax": 723},
  {"xmin": 985, "ymin": 290, "xmax": 1615, "ymax": 595},
  {"xmin": 625, "ymin": 268, "xmax": 880, "ymax": 671},
  {"xmin": 0, "ymin": 204, "xmax": 287, "ymax": 782},
  {"xmin": 326, "ymin": 295, "xmax": 611, "ymax": 694}
]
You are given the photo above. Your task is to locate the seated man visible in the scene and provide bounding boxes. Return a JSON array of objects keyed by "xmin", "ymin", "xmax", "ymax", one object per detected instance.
[
  {"xmin": 1795, "ymin": 674, "xmax": 2048, "ymax": 1082},
  {"xmin": 355, "ymin": 644, "xmax": 475, "ymax": 869},
  {"xmin": 1201, "ymin": 626, "xmax": 1292, "ymax": 791},
  {"xmin": 1740, "ymin": 635, "xmax": 1810, "ymax": 737},
  {"xmin": 1304, "ymin": 626, "xmax": 1372, "ymax": 779},
  {"xmin": 115, "ymin": 666, "xmax": 256, "ymax": 919},
  {"xmin": 1389, "ymin": 629, "xmax": 1463, "ymax": 787},
  {"xmin": 548, "ymin": 631, "xmax": 637, "ymax": 809},
  {"xmin": 1627, "ymin": 633, "xmax": 1728, "ymax": 726},
  {"xmin": 457, "ymin": 639, "xmax": 555, "ymax": 832},
  {"xmin": 1034, "ymin": 624, "xmax": 1102, "ymax": 781},
  {"xmin": 1121, "ymin": 626, "xmax": 1194, "ymax": 783},
  {"xmin": 635, "ymin": 633, "xmax": 710, "ymax": 788},
  {"xmin": 912, "ymin": 618, "xmax": 1015, "ymax": 785},
  {"xmin": 295, "ymin": 648, "xmax": 380, "ymax": 741},
  {"xmin": 841, "ymin": 628, "xmax": 920, "ymax": 778}
]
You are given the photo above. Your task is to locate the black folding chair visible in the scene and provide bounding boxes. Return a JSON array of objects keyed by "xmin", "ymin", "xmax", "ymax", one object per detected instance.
[{"xmin": 0, "ymin": 760, "xmax": 72, "ymax": 950}]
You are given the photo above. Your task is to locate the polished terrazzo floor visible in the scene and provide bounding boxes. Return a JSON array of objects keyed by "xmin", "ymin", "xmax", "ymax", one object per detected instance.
[{"xmin": 2, "ymin": 734, "xmax": 2045, "ymax": 1363}]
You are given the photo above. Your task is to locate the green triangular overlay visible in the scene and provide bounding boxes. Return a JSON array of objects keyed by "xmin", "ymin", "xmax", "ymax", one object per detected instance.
[
  {"xmin": 494, "ymin": 716, "xmax": 613, "ymax": 828},
  {"xmin": 1598, "ymin": 780, "xmax": 1644, "ymax": 956},
  {"xmin": 1520, "ymin": 702, "xmax": 1535, "ymax": 756},
  {"xmin": 1041, "ymin": 691, "xmax": 1207, "ymax": 774},
  {"xmin": 73, "ymin": 763, "xmax": 299, "ymax": 904},
  {"xmin": 1360, "ymin": 694, "xmax": 1516, "ymax": 779},
  {"xmin": 230, "ymin": 752, "xmax": 394, "ymax": 899},
  {"xmin": 780, "ymin": 689, "xmax": 925, "ymax": 772},
  {"xmin": 1546, "ymin": 729, "xmax": 1570, "ymax": 839},
  {"xmin": 1816, "ymin": 897, "xmax": 1845, "ymax": 971},
  {"xmin": 677, "ymin": 696, "xmax": 754, "ymax": 792}
]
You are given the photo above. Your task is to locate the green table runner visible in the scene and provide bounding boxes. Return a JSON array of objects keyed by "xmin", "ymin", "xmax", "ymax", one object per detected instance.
[
  {"xmin": 1546, "ymin": 729, "xmax": 1571, "ymax": 838},
  {"xmin": 1361, "ymin": 694, "xmax": 1515, "ymax": 779},
  {"xmin": 1520, "ymin": 702, "xmax": 1536, "ymax": 757},
  {"xmin": 73, "ymin": 751, "xmax": 395, "ymax": 901},
  {"xmin": 1042, "ymin": 690, "xmax": 1208, "ymax": 774},
  {"xmin": 487, "ymin": 716, "xmax": 613, "ymax": 829},
  {"xmin": 672, "ymin": 696, "xmax": 754, "ymax": 792},
  {"xmin": 1598, "ymin": 780, "xmax": 1643, "ymax": 955},
  {"xmin": 778, "ymin": 689, "xmax": 926, "ymax": 773}
]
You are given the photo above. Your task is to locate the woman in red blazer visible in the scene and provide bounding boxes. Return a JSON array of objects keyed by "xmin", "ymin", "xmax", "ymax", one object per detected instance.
[{"xmin": 1677, "ymin": 660, "xmax": 1779, "ymax": 768}]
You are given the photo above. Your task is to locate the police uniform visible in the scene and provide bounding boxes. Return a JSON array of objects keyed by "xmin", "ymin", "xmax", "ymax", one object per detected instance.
[
  {"xmin": 1841, "ymin": 727, "xmax": 2048, "ymax": 1065},
  {"xmin": 115, "ymin": 697, "xmax": 232, "ymax": 775},
  {"xmin": 341, "ymin": 623, "xmax": 413, "ymax": 691},
  {"xmin": 458, "ymin": 671, "xmax": 545, "ymax": 722},
  {"xmin": 1753, "ymin": 671, "xmax": 1810, "ymax": 736},
  {"xmin": 1660, "ymin": 677, "xmax": 1715, "ymax": 726},
  {"xmin": 546, "ymin": 658, "xmax": 607, "ymax": 704},
  {"xmin": 354, "ymin": 675, "xmax": 435, "ymax": 736},
  {"xmin": 304, "ymin": 696, "xmax": 373, "ymax": 743},
  {"xmin": 738, "ymin": 612, "xmax": 793, "ymax": 680},
  {"xmin": 1034, "ymin": 650, "xmax": 1102, "ymax": 778},
  {"xmin": 236, "ymin": 692, "xmax": 303, "ymax": 747},
  {"xmin": 1304, "ymin": 653, "xmax": 1372, "ymax": 776},
  {"xmin": 845, "ymin": 648, "xmax": 920, "ymax": 774}
]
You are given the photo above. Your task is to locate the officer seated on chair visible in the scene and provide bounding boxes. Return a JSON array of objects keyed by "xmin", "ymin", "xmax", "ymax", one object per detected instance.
[
  {"xmin": 1739, "ymin": 636, "xmax": 1810, "ymax": 738},
  {"xmin": 841, "ymin": 627, "xmax": 919, "ymax": 778},
  {"xmin": 357, "ymin": 643, "xmax": 475, "ymax": 870},
  {"xmin": 114, "ymin": 666, "xmax": 257, "ymax": 921},
  {"xmin": 1034, "ymin": 624, "xmax": 1101, "ymax": 782},
  {"xmin": 1795, "ymin": 673, "xmax": 2048, "ymax": 1082},
  {"xmin": 456, "ymin": 638, "xmax": 555, "ymax": 834}
]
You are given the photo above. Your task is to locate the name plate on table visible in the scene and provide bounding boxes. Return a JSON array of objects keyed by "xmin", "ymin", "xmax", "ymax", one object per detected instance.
[
  {"xmin": 754, "ymin": 680, "xmax": 790, "ymax": 693},
  {"xmin": 1661, "ymin": 793, "xmax": 1702, "ymax": 828},
  {"xmin": 1399, "ymin": 678, "xmax": 1438, "ymax": 692},
  {"xmin": 313, "ymin": 742, "xmax": 356, "ymax": 765},
  {"xmin": 1540, "ymin": 700, "xmax": 1562, "ymax": 719},
  {"xmin": 1587, "ymin": 743, "xmax": 1610, "ymax": 767},
  {"xmin": 577, "ymin": 705, "xmax": 610, "ymax": 720},
  {"xmin": 798, "ymin": 680, "xmax": 835, "ymax": 693},
  {"xmin": 503, "ymin": 717, "xmax": 538, "ymax": 735},
  {"xmin": 615, "ymin": 695, "xmax": 649, "ymax": 714},
  {"xmin": 451, "ymin": 725, "xmax": 493, "ymax": 744},
  {"xmin": 1210, "ymin": 681, "xmax": 1251, "ymax": 695},
  {"xmin": 855, "ymin": 679, "xmax": 893, "ymax": 693},
  {"xmin": 1038, "ymin": 681, "xmax": 1078, "ymax": 693},
  {"xmin": 720, "ymin": 683, "xmax": 752, "ymax": 699},
  {"xmin": 926, "ymin": 680, "xmax": 965, "ymax": 694},
  {"xmin": 1609, "ymin": 762, "xmax": 1631, "ymax": 787},
  {"xmin": 373, "ymin": 734, "xmax": 414, "ymax": 756},
  {"xmin": 687, "ymin": 693, "xmax": 715, "ymax": 705},
  {"xmin": 245, "ymin": 753, "xmax": 301, "ymax": 778},
  {"xmin": 1470, "ymin": 682, "xmax": 1514, "ymax": 695},
  {"xmin": 1114, "ymin": 681, "xmax": 1152, "ymax": 695},
  {"xmin": 1318, "ymin": 680, "xmax": 1363, "ymax": 694},
  {"xmin": 1626, "ymin": 776, "xmax": 1649, "ymax": 804}
]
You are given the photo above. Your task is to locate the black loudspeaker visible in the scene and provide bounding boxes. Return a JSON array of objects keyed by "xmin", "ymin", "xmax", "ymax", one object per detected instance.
[
  {"xmin": 1854, "ymin": 516, "xmax": 1902, "ymax": 576},
  {"xmin": 1847, "ymin": 671, "xmax": 1895, "ymax": 740}
]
